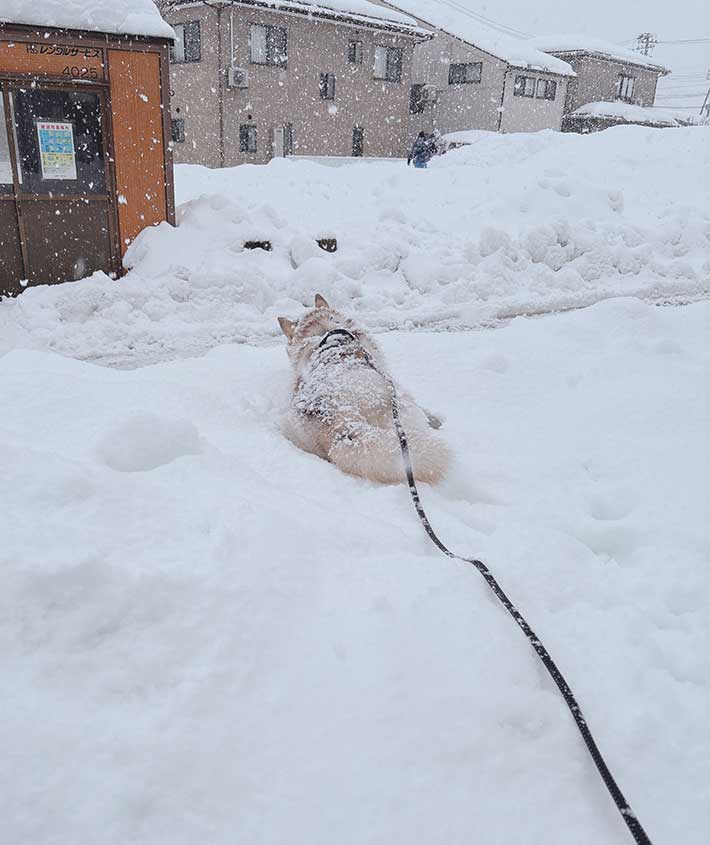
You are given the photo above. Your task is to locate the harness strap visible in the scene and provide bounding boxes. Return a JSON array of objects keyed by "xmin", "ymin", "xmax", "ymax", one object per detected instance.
[{"xmin": 384, "ymin": 373, "xmax": 655, "ymax": 845}]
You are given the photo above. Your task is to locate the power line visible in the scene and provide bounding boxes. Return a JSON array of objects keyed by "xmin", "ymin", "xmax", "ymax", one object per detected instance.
[{"xmin": 432, "ymin": 0, "xmax": 532, "ymax": 39}]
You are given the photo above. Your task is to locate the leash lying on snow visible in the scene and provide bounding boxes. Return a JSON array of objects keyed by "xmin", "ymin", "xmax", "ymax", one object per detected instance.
[
  {"xmin": 384, "ymin": 373, "xmax": 654, "ymax": 845},
  {"xmin": 316, "ymin": 327, "xmax": 654, "ymax": 844}
]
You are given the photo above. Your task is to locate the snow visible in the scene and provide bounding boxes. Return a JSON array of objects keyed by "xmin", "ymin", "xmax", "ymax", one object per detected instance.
[
  {"xmin": 2, "ymin": 126, "xmax": 709, "ymax": 368},
  {"xmin": 257, "ymin": 0, "xmax": 420, "ymax": 30},
  {"xmin": 0, "ymin": 0, "xmax": 175, "ymax": 39},
  {"xmin": 1, "ymin": 296, "xmax": 709, "ymax": 844},
  {"xmin": 528, "ymin": 34, "xmax": 669, "ymax": 73},
  {"xmin": 570, "ymin": 101, "xmax": 685, "ymax": 127},
  {"xmin": 373, "ymin": 0, "xmax": 575, "ymax": 75}
]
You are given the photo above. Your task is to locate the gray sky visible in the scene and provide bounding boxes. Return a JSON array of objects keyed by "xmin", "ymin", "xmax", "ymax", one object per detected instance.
[{"xmin": 449, "ymin": 0, "xmax": 710, "ymax": 111}]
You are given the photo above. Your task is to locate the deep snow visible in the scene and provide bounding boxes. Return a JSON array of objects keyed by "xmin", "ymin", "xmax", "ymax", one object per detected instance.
[
  {"xmin": 2, "ymin": 126, "xmax": 709, "ymax": 368},
  {"xmin": 1, "ymin": 297, "xmax": 709, "ymax": 844}
]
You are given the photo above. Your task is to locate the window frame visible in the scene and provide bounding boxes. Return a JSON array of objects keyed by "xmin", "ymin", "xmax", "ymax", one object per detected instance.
[
  {"xmin": 448, "ymin": 62, "xmax": 482, "ymax": 85},
  {"xmin": 410, "ymin": 83, "xmax": 426, "ymax": 114},
  {"xmin": 535, "ymin": 79, "xmax": 557, "ymax": 101},
  {"xmin": 514, "ymin": 75, "xmax": 536, "ymax": 98},
  {"xmin": 250, "ymin": 23, "xmax": 288, "ymax": 68},
  {"xmin": 373, "ymin": 45, "xmax": 403, "ymax": 83},
  {"xmin": 352, "ymin": 125, "xmax": 364, "ymax": 157},
  {"xmin": 617, "ymin": 74, "xmax": 636, "ymax": 102},
  {"xmin": 239, "ymin": 124, "xmax": 257, "ymax": 154},
  {"xmin": 348, "ymin": 40, "xmax": 363, "ymax": 65},
  {"xmin": 170, "ymin": 21, "xmax": 201, "ymax": 64},
  {"xmin": 319, "ymin": 72, "xmax": 336, "ymax": 100}
]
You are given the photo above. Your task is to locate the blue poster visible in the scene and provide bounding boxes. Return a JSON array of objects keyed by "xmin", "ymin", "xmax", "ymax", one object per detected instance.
[{"xmin": 36, "ymin": 121, "xmax": 77, "ymax": 180}]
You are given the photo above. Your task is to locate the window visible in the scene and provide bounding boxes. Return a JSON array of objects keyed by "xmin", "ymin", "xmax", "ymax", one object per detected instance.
[
  {"xmin": 348, "ymin": 40, "xmax": 363, "ymax": 64},
  {"xmin": 513, "ymin": 75, "xmax": 536, "ymax": 97},
  {"xmin": 283, "ymin": 123, "xmax": 293, "ymax": 156},
  {"xmin": 0, "ymin": 93, "xmax": 12, "ymax": 187},
  {"xmin": 410, "ymin": 84, "xmax": 426, "ymax": 114},
  {"xmin": 250, "ymin": 24, "xmax": 288, "ymax": 67},
  {"xmin": 617, "ymin": 74, "xmax": 635, "ymax": 102},
  {"xmin": 535, "ymin": 79, "xmax": 557, "ymax": 101},
  {"xmin": 448, "ymin": 62, "xmax": 482, "ymax": 85},
  {"xmin": 170, "ymin": 118, "xmax": 185, "ymax": 143},
  {"xmin": 240, "ymin": 124, "xmax": 257, "ymax": 154},
  {"xmin": 352, "ymin": 125, "xmax": 364, "ymax": 157},
  {"xmin": 319, "ymin": 73, "xmax": 335, "ymax": 100},
  {"xmin": 373, "ymin": 46, "xmax": 402, "ymax": 82},
  {"xmin": 171, "ymin": 21, "xmax": 201, "ymax": 63}
]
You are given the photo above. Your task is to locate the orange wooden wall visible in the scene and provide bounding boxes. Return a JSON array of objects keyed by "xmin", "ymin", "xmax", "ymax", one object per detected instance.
[{"xmin": 108, "ymin": 49, "xmax": 167, "ymax": 255}]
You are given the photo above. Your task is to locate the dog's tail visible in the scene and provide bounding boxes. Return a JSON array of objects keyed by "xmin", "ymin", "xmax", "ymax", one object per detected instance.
[{"xmin": 328, "ymin": 424, "xmax": 450, "ymax": 486}]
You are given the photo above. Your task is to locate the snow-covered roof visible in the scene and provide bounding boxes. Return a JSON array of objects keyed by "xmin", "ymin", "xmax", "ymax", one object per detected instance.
[
  {"xmin": 262, "ymin": 0, "xmax": 419, "ymax": 29},
  {"xmin": 570, "ymin": 101, "xmax": 681, "ymax": 127},
  {"xmin": 372, "ymin": 0, "xmax": 575, "ymax": 76},
  {"xmin": 0, "ymin": 0, "xmax": 175, "ymax": 39},
  {"xmin": 529, "ymin": 34, "xmax": 670, "ymax": 74}
]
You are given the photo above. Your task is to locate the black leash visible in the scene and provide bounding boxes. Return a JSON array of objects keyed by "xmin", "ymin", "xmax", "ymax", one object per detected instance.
[{"xmin": 384, "ymin": 374, "xmax": 654, "ymax": 845}]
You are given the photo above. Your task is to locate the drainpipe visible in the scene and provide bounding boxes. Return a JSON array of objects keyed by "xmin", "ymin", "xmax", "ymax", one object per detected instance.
[
  {"xmin": 203, "ymin": 1, "xmax": 227, "ymax": 167},
  {"xmin": 497, "ymin": 68, "xmax": 509, "ymax": 133}
]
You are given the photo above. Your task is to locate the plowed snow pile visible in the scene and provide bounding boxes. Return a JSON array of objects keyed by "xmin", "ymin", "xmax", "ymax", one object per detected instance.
[
  {"xmin": 1, "ymin": 126, "xmax": 709, "ymax": 366},
  {"xmin": 1, "ymin": 298, "xmax": 709, "ymax": 844}
]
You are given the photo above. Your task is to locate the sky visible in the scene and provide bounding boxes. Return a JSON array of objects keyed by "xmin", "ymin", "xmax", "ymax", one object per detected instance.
[{"xmin": 436, "ymin": 0, "xmax": 710, "ymax": 112}]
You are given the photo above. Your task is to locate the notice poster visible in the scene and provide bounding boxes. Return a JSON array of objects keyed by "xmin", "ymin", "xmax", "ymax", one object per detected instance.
[{"xmin": 36, "ymin": 121, "xmax": 77, "ymax": 180}]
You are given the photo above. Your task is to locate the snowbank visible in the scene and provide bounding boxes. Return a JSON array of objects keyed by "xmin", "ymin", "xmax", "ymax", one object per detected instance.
[
  {"xmin": 2, "ymin": 126, "xmax": 709, "ymax": 367},
  {"xmin": 1, "ymin": 298, "xmax": 708, "ymax": 844},
  {"xmin": 375, "ymin": 0, "xmax": 574, "ymax": 75},
  {"xmin": 570, "ymin": 101, "xmax": 685, "ymax": 127},
  {"xmin": 0, "ymin": 0, "xmax": 175, "ymax": 39},
  {"xmin": 528, "ymin": 34, "xmax": 669, "ymax": 73}
]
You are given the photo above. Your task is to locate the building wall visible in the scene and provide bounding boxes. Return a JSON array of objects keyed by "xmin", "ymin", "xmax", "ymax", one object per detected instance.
[
  {"xmin": 499, "ymin": 70, "xmax": 569, "ymax": 133},
  {"xmin": 167, "ymin": 3, "xmax": 420, "ymax": 165},
  {"xmin": 552, "ymin": 54, "xmax": 660, "ymax": 113},
  {"xmin": 409, "ymin": 34, "xmax": 507, "ymax": 134}
]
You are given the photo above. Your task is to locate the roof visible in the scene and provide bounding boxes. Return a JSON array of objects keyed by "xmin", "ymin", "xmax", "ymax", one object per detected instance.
[
  {"xmin": 371, "ymin": 0, "xmax": 575, "ymax": 76},
  {"xmin": 0, "ymin": 0, "xmax": 175, "ymax": 39},
  {"xmin": 528, "ymin": 34, "xmax": 670, "ymax": 74},
  {"xmin": 570, "ymin": 101, "xmax": 682, "ymax": 127}
]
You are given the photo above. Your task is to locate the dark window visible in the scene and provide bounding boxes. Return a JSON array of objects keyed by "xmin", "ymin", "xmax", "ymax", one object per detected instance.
[
  {"xmin": 283, "ymin": 122, "xmax": 293, "ymax": 156},
  {"xmin": 170, "ymin": 117, "xmax": 185, "ymax": 143},
  {"xmin": 348, "ymin": 40, "xmax": 363, "ymax": 64},
  {"xmin": 410, "ymin": 83, "xmax": 426, "ymax": 114},
  {"xmin": 250, "ymin": 24, "xmax": 288, "ymax": 67},
  {"xmin": 535, "ymin": 79, "xmax": 558, "ymax": 100},
  {"xmin": 617, "ymin": 74, "xmax": 635, "ymax": 101},
  {"xmin": 352, "ymin": 125, "xmax": 364, "ymax": 157},
  {"xmin": 513, "ymin": 75, "xmax": 536, "ymax": 97},
  {"xmin": 373, "ymin": 46, "xmax": 402, "ymax": 82},
  {"xmin": 240, "ymin": 124, "xmax": 257, "ymax": 153},
  {"xmin": 448, "ymin": 62, "xmax": 482, "ymax": 85},
  {"xmin": 171, "ymin": 21, "xmax": 201, "ymax": 63},
  {"xmin": 319, "ymin": 73, "xmax": 335, "ymax": 100}
]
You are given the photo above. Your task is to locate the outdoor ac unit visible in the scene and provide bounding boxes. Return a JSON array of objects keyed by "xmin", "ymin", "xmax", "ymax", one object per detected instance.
[
  {"xmin": 422, "ymin": 84, "xmax": 439, "ymax": 104},
  {"xmin": 227, "ymin": 67, "xmax": 248, "ymax": 89}
]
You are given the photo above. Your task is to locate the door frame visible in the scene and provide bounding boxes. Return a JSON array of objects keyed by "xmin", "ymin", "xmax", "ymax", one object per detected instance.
[{"xmin": 0, "ymin": 75, "xmax": 121, "ymax": 283}]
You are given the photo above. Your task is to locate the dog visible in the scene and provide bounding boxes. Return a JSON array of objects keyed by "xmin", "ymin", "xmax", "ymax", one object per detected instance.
[{"xmin": 278, "ymin": 295, "xmax": 450, "ymax": 485}]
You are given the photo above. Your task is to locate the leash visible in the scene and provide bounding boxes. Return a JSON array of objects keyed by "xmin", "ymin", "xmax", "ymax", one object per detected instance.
[{"xmin": 384, "ymin": 374, "xmax": 655, "ymax": 845}]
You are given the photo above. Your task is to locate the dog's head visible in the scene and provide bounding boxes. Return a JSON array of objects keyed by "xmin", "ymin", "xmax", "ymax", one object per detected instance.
[{"xmin": 278, "ymin": 295, "xmax": 379, "ymax": 373}]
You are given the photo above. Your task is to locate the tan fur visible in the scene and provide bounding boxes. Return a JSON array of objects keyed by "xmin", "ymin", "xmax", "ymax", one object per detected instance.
[{"xmin": 278, "ymin": 296, "xmax": 450, "ymax": 485}]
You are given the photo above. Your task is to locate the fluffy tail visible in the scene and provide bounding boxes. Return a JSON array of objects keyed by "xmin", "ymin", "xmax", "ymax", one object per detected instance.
[{"xmin": 328, "ymin": 424, "xmax": 450, "ymax": 485}]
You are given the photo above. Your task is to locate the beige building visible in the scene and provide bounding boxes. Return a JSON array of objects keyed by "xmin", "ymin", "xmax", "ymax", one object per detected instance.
[
  {"xmin": 528, "ymin": 35, "xmax": 671, "ymax": 132},
  {"xmin": 160, "ymin": 0, "xmax": 427, "ymax": 166},
  {"xmin": 375, "ymin": 0, "xmax": 575, "ymax": 135}
]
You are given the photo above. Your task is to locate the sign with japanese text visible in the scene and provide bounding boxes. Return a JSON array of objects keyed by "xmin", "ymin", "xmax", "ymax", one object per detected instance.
[{"xmin": 36, "ymin": 121, "xmax": 77, "ymax": 180}]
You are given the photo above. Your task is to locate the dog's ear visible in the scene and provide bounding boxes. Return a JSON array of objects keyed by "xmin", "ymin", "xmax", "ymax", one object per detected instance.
[
  {"xmin": 314, "ymin": 294, "xmax": 330, "ymax": 309},
  {"xmin": 278, "ymin": 317, "xmax": 295, "ymax": 340}
]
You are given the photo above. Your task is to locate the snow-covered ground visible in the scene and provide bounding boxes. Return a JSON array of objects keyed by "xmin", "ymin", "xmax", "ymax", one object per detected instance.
[
  {"xmin": 2, "ymin": 297, "xmax": 709, "ymax": 844},
  {"xmin": 1, "ymin": 128, "xmax": 709, "ymax": 843},
  {"xmin": 1, "ymin": 126, "xmax": 708, "ymax": 367}
]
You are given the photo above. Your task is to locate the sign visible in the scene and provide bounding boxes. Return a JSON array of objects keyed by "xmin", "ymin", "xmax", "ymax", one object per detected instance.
[
  {"xmin": 36, "ymin": 121, "xmax": 77, "ymax": 181},
  {"xmin": 0, "ymin": 40, "xmax": 105, "ymax": 80}
]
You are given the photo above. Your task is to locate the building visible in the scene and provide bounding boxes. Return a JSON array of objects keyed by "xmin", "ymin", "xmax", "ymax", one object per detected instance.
[
  {"xmin": 528, "ymin": 35, "xmax": 672, "ymax": 132},
  {"xmin": 0, "ymin": 1, "xmax": 175, "ymax": 295},
  {"xmin": 160, "ymin": 0, "xmax": 428, "ymax": 166},
  {"xmin": 374, "ymin": 0, "xmax": 575, "ymax": 135}
]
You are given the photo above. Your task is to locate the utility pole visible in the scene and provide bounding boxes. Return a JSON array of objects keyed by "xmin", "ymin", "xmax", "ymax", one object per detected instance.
[{"xmin": 635, "ymin": 33, "xmax": 658, "ymax": 56}]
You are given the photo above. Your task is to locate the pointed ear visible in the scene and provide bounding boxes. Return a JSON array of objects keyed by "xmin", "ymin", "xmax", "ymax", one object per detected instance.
[
  {"xmin": 278, "ymin": 317, "xmax": 295, "ymax": 340},
  {"xmin": 314, "ymin": 294, "xmax": 330, "ymax": 309}
]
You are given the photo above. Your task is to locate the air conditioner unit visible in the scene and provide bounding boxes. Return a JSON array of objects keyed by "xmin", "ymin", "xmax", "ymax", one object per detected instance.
[
  {"xmin": 227, "ymin": 66, "xmax": 248, "ymax": 89},
  {"xmin": 422, "ymin": 84, "xmax": 439, "ymax": 104}
]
